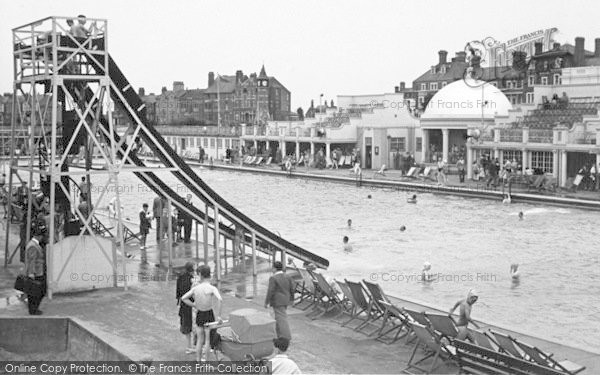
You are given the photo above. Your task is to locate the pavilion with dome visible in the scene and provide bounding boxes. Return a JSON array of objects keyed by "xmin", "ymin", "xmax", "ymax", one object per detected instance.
[{"xmin": 419, "ymin": 77, "xmax": 513, "ymax": 172}]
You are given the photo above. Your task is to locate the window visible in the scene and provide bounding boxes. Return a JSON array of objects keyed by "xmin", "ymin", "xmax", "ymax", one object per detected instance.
[
  {"xmin": 225, "ymin": 139, "xmax": 230, "ymax": 148},
  {"xmin": 501, "ymin": 150, "xmax": 521, "ymax": 165},
  {"xmin": 531, "ymin": 151, "xmax": 553, "ymax": 173},
  {"xmin": 390, "ymin": 137, "xmax": 406, "ymax": 152},
  {"xmin": 196, "ymin": 137, "xmax": 201, "ymax": 146},
  {"xmin": 420, "ymin": 83, "xmax": 427, "ymax": 91},
  {"xmin": 554, "ymin": 74, "xmax": 561, "ymax": 85},
  {"xmin": 441, "ymin": 81, "xmax": 447, "ymax": 87},
  {"xmin": 203, "ymin": 138, "xmax": 208, "ymax": 147},
  {"xmin": 416, "ymin": 137, "xmax": 422, "ymax": 152},
  {"xmin": 440, "ymin": 65, "xmax": 446, "ymax": 74},
  {"xmin": 217, "ymin": 139, "xmax": 222, "ymax": 148},
  {"xmin": 430, "ymin": 66, "xmax": 436, "ymax": 74},
  {"xmin": 541, "ymin": 76, "xmax": 548, "ymax": 85},
  {"xmin": 526, "ymin": 92, "xmax": 534, "ymax": 104},
  {"xmin": 210, "ymin": 138, "xmax": 215, "ymax": 148},
  {"xmin": 528, "ymin": 76, "xmax": 535, "ymax": 86},
  {"xmin": 430, "ymin": 82, "xmax": 438, "ymax": 90},
  {"xmin": 506, "ymin": 81, "xmax": 512, "ymax": 89}
]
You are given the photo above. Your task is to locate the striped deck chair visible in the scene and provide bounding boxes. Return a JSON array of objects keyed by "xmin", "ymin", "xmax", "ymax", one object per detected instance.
[
  {"xmin": 404, "ymin": 322, "xmax": 457, "ymax": 375},
  {"xmin": 338, "ymin": 155, "xmax": 346, "ymax": 165},
  {"xmin": 513, "ymin": 339, "xmax": 586, "ymax": 374},
  {"xmin": 342, "ymin": 279, "xmax": 376, "ymax": 332},
  {"xmin": 293, "ymin": 269, "xmax": 317, "ymax": 310},
  {"xmin": 424, "ymin": 312, "xmax": 460, "ymax": 341},
  {"xmin": 296, "ymin": 155, "xmax": 305, "ymax": 166},
  {"xmin": 254, "ymin": 156, "xmax": 264, "ymax": 165},
  {"xmin": 490, "ymin": 330, "xmax": 525, "ymax": 358},
  {"xmin": 344, "ymin": 156, "xmax": 353, "ymax": 167},
  {"xmin": 307, "ymin": 272, "xmax": 343, "ymax": 319},
  {"xmin": 405, "ymin": 166, "xmax": 421, "ymax": 178},
  {"xmin": 264, "ymin": 157, "xmax": 272, "ymax": 166},
  {"xmin": 419, "ymin": 166, "xmax": 433, "ymax": 180},
  {"xmin": 377, "ymin": 301, "xmax": 410, "ymax": 344}
]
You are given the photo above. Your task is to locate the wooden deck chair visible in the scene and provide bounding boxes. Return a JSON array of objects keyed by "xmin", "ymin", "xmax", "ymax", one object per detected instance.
[
  {"xmin": 338, "ymin": 155, "xmax": 346, "ymax": 165},
  {"xmin": 296, "ymin": 155, "xmax": 304, "ymax": 166},
  {"xmin": 293, "ymin": 269, "xmax": 317, "ymax": 310},
  {"xmin": 361, "ymin": 280, "xmax": 394, "ymax": 336},
  {"xmin": 406, "ymin": 166, "xmax": 421, "ymax": 178},
  {"xmin": 419, "ymin": 166, "xmax": 432, "ymax": 180},
  {"xmin": 528, "ymin": 175, "xmax": 546, "ymax": 191},
  {"xmin": 253, "ymin": 156, "xmax": 263, "ymax": 165},
  {"xmin": 342, "ymin": 279, "xmax": 375, "ymax": 331},
  {"xmin": 467, "ymin": 328, "xmax": 500, "ymax": 351},
  {"xmin": 377, "ymin": 301, "xmax": 410, "ymax": 344},
  {"xmin": 424, "ymin": 312, "xmax": 460, "ymax": 341},
  {"xmin": 373, "ymin": 165, "xmax": 386, "ymax": 179},
  {"xmin": 307, "ymin": 272, "xmax": 343, "ymax": 319},
  {"xmin": 490, "ymin": 330, "xmax": 525, "ymax": 358},
  {"xmin": 332, "ymin": 280, "xmax": 354, "ymax": 323},
  {"xmin": 404, "ymin": 322, "xmax": 456, "ymax": 375},
  {"xmin": 513, "ymin": 339, "xmax": 586, "ymax": 374},
  {"xmin": 264, "ymin": 157, "xmax": 272, "ymax": 166},
  {"xmin": 325, "ymin": 157, "xmax": 333, "ymax": 168},
  {"xmin": 344, "ymin": 156, "xmax": 353, "ymax": 166}
]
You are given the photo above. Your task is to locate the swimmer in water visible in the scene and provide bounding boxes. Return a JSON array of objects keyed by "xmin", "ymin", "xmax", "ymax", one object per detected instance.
[
  {"xmin": 421, "ymin": 261, "xmax": 436, "ymax": 282},
  {"xmin": 347, "ymin": 219, "xmax": 352, "ymax": 229},
  {"xmin": 400, "ymin": 225, "xmax": 406, "ymax": 232},
  {"xmin": 367, "ymin": 194, "xmax": 372, "ymax": 199},
  {"xmin": 342, "ymin": 236, "xmax": 353, "ymax": 252},
  {"xmin": 518, "ymin": 211, "xmax": 524, "ymax": 220},
  {"xmin": 407, "ymin": 194, "xmax": 417, "ymax": 204},
  {"xmin": 510, "ymin": 263, "xmax": 520, "ymax": 280}
]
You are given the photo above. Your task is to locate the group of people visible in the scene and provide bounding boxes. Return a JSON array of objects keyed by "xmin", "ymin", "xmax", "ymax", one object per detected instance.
[
  {"xmin": 472, "ymin": 155, "xmax": 520, "ymax": 187},
  {"xmin": 175, "ymin": 261, "xmax": 300, "ymax": 372}
]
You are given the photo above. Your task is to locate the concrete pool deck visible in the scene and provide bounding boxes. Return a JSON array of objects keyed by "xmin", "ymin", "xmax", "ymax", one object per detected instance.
[{"xmin": 179, "ymin": 158, "xmax": 600, "ymax": 210}]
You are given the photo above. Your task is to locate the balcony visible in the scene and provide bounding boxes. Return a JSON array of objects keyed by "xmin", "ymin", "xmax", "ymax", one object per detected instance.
[
  {"xmin": 499, "ymin": 129, "xmax": 523, "ymax": 143},
  {"xmin": 528, "ymin": 129, "xmax": 553, "ymax": 143}
]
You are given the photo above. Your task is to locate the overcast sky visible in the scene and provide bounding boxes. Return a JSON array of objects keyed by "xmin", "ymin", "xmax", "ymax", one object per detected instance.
[{"xmin": 1, "ymin": 0, "xmax": 599, "ymax": 110}]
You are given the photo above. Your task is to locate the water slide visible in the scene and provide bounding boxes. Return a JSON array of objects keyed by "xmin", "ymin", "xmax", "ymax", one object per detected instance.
[{"xmin": 65, "ymin": 54, "xmax": 329, "ymax": 268}]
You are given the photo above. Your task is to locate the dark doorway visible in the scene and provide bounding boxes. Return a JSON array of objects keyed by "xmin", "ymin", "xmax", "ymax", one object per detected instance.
[
  {"xmin": 567, "ymin": 152, "xmax": 596, "ymax": 177},
  {"xmin": 181, "ymin": 137, "xmax": 186, "ymax": 150}
]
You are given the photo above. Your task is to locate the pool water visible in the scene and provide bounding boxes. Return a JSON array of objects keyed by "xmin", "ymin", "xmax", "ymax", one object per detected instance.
[{"xmin": 18, "ymin": 165, "xmax": 600, "ymax": 353}]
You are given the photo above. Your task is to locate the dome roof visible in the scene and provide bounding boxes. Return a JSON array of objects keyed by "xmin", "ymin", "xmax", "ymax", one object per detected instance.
[{"xmin": 421, "ymin": 78, "xmax": 512, "ymax": 120}]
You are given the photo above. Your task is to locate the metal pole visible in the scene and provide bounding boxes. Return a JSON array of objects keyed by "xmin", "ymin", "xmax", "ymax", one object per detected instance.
[
  {"xmin": 195, "ymin": 221, "xmax": 199, "ymax": 260},
  {"xmin": 214, "ymin": 205, "xmax": 220, "ymax": 282},
  {"xmin": 47, "ymin": 25, "xmax": 58, "ymax": 296},
  {"xmin": 167, "ymin": 198, "xmax": 173, "ymax": 269},
  {"xmin": 223, "ymin": 235, "xmax": 227, "ymax": 275},
  {"xmin": 4, "ymin": 80, "xmax": 18, "ymax": 266},
  {"xmin": 203, "ymin": 203, "xmax": 208, "ymax": 265},
  {"xmin": 281, "ymin": 250, "xmax": 286, "ymax": 271},
  {"xmin": 251, "ymin": 231, "xmax": 257, "ymax": 277}
]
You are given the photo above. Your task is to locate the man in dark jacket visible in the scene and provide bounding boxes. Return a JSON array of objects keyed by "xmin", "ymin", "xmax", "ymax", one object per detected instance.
[
  {"xmin": 264, "ymin": 261, "xmax": 295, "ymax": 340},
  {"xmin": 26, "ymin": 225, "xmax": 47, "ymax": 315}
]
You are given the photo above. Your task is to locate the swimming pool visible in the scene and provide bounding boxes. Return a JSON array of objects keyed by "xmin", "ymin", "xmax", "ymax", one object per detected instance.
[{"xmin": 30, "ymin": 166, "xmax": 600, "ymax": 353}]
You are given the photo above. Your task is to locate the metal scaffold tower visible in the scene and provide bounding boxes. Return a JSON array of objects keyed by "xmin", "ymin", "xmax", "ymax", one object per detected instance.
[{"xmin": 5, "ymin": 16, "xmax": 143, "ymax": 297}]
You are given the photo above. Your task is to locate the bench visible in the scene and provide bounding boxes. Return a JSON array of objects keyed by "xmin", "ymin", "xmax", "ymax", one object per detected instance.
[{"xmin": 454, "ymin": 340, "xmax": 566, "ymax": 375}]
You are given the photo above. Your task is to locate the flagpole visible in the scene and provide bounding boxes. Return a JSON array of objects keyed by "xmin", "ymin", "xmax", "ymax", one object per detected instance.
[{"xmin": 217, "ymin": 73, "xmax": 220, "ymax": 160}]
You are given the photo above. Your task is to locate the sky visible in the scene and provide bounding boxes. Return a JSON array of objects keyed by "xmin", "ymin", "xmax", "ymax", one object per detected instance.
[{"xmin": 1, "ymin": 0, "xmax": 599, "ymax": 110}]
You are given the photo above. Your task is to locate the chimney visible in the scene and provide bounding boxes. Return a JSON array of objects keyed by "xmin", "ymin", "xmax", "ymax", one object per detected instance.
[
  {"xmin": 575, "ymin": 37, "xmax": 585, "ymax": 67},
  {"xmin": 161, "ymin": 86, "xmax": 167, "ymax": 94},
  {"xmin": 553, "ymin": 42, "xmax": 561, "ymax": 50},
  {"xmin": 595, "ymin": 38, "xmax": 600, "ymax": 58},
  {"xmin": 208, "ymin": 72, "xmax": 215, "ymax": 87},
  {"xmin": 394, "ymin": 86, "xmax": 399, "ymax": 93},
  {"xmin": 235, "ymin": 70, "xmax": 243, "ymax": 83},
  {"xmin": 438, "ymin": 50, "xmax": 448, "ymax": 65},
  {"xmin": 173, "ymin": 81, "xmax": 184, "ymax": 92},
  {"xmin": 138, "ymin": 87, "xmax": 145, "ymax": 97},
  {"xmin": 455, "ymin": 51, "xmax": 466, "ymax": 62},
  {"xmin": 534, "ymin": 42, "xmax": 542, "ymax": 55},
  {"xmin": 400, "ymin": 81, "xmax": 406, "ymax": 90}
]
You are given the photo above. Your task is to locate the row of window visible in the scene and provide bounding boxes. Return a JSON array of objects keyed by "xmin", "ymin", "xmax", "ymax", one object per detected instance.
[
  {"xmin": 477, "ymin": 149, "xmax": 555, "ymax": 173},
  {"xmin": 389, "ymin": 137, "xmax": 423, "ymax": 152},
  {"xmin": 420, "ymin": 82, "xmax": 448, "ymax": 91},
  {"xmin": 165, "ymin": 136, "xmax": 240, "ymax": 150}
]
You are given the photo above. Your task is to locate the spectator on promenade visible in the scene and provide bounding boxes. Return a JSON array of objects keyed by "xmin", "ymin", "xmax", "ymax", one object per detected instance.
[
  {"xmin": 176, "ymin": 262, "xmax": 196, "ymax": 354},
  {"xmin": 264, "ymin": 261, "xmax": 295, "ymax": 340},
  {"xmin": 25, "ymin": 224, "xmax": 47, "ymax": 315},
  {"xmin": 181, "ymin": 265, "xmax": 222, "ymax": 362},
  {"xmin": 152, "ymin": 196, "xmax": 163, "ymax": 241},
  {"xmin": 457, "ymin": 156, "xmax": 466, "ymax": 183},
  {"xmin": 139, "ymin": 203, "xmax": 151, "ymax": 250},
  {"xmin": 436, "ymin": 159, "xmax": 447, "ymax": 185},
  {"xmin": 71, "ymin": 15, "xmax": 90, "ymax": 39},
  {"xmin": 449, "ymin": 289, "xmax": 479, "ymax": 340},
  {"xmin": 472, "ymin": 161, "xmax": 480, "ymax": 181},
  {"xmin": 331, "ymin": 149, "xmax": 339, "ymax": 169},
  {"xmin": 270, "ymin": 337, "xmax": 301, "ymax": 374}
]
